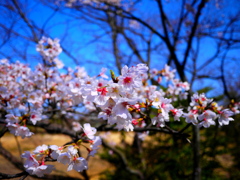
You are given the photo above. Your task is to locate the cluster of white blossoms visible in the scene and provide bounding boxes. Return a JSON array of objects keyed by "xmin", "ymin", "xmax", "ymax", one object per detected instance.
[
  {"xmin": 21, "ymin": 123, "xmax": 101, "ymax": 177},
  {"xmin": 184, "ymin": 94, "xmax": 235, "ymax": 128},
  {"xmin": 36, "ymin": 37, "xmax": 64, "ymax": 68},
  {"xmin": 0, "ymin": 37, "xmax": 237, "ymax": 177}
]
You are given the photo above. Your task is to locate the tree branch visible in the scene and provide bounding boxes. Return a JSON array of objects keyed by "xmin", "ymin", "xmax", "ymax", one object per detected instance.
[
  {"xmin": 182, "ymin": 0, "xmax": 207, "ymax": 69},
  {"xmin": 102, "ymin": 139, "xmax": 144, "ymax": 180}
]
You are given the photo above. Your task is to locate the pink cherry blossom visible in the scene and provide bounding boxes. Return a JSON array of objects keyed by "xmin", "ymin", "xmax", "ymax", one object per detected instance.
[
  {"xmin": 83, "ymin": 123, "xmax": 97, "ymax": 139},
  {"xmin": 67, "ymin": 157, "xmax": 88, "ymax": 172},
  {"xmin": 218, "ymin": 109, "xmax": 234, "ymax": 126}
]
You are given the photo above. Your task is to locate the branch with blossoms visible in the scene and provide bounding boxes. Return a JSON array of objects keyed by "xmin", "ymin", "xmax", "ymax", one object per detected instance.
[
  {"xmin": 0, "ymin": 143, "xmax": 84, "ymax": 180},
  {"xmin": 0, "ymin": 37, "xmax": 238, "ymax": 178}
]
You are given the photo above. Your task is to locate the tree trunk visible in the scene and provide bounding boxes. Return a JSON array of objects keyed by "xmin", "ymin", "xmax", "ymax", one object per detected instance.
[{"xmin": 192, "ymin": 125, "xmax": 201, "ymax": 180}]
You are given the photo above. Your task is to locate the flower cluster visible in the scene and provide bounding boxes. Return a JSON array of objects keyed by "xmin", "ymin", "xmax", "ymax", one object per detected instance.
[
  {"xmin": 150, "ymin": 64, "xmax": 190, "ymax": 100},
  {"xmin": 21, "ymin": 123, "xmax": 101, "ymax": 177},
  {"xmin": 36, "ymin": 37, "xmax": 64, "ymax": 68},
  {"xmin": 22, "ymin": 150, "xmax": 55, "ymax": 177},
  {"xmin": 184, "ymin": 93, "xmax": 234, "ymax": 128},
  {"xmin": 1, "ymin": 41, "xmax": 236, "ymax": 133},
  {"xmin": 1, "ymin": 37, "xmax": 237, "ymax": 177}
]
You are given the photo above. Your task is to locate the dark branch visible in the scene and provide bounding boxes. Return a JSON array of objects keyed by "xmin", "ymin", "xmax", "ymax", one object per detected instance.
[{"xmin": 182, "ymin": 0, "xmax": 207, "ymax": 69}]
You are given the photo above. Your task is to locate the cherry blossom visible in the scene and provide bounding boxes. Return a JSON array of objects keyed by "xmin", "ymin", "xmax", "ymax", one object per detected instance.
[
  {"xmin": 183, "ymin": 110, "xmax": 199, "ymax": 125},
  {"xmin": 162, "ymin": 64, "xmax": 176, "ymax": 80},
  {"xmin": 83, "ymin": 123, "xmax": 97, "ymax": 139},
  {"xmin": 170, "ymin": 109, "xmax": 183, "ymax": 121},
  {"xmin": 88, "ymin": 136, "xmax": 102, "ymax": 157},
  {"xmin": 67, "ymin": 157, "xmax": 88, "ymax": 172},
  {"xmin": 218, "ymin": 109, "xmax": 234, "ymax": 126},
  {"xmin": 33, "ymin": 144, "xmax": 48, "ymax": 155},
  {"xmin": 21, "ymin": 151, "xmax": 39, "ymax": 168},
  {"xmin": 72, "ymin": 121, "xmax": 82, "ymax": 132},
  {"xmin": 1, "ymin": 36, "xmax": 237, "ymax": 178},
  {"xmin": 57, "ymin": 152, "xmax": 71, "ymax": 165},
  {"xmin": 6, "ymin": 124, "xmax": 34, "ymax": 138},
  {"xmin": 26, "ymin": 164, "xmax": 55, "ymax": 177}
]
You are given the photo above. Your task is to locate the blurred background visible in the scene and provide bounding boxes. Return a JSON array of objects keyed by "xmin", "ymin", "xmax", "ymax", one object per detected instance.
[{"xmin": 0, "ymin": 0, "xmax": 240, "ymax": 179}]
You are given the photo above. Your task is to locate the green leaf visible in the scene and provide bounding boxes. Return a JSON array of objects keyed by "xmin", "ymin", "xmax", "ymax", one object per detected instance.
[{"xmin": 197, "ymin": 86, "xmax": 213, "ymax": 94}]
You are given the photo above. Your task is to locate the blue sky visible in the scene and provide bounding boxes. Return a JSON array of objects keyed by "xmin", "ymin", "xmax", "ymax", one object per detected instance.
[{"xmin": 0, "ymin": 0, "xmax": 239, "ymax": 99}]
